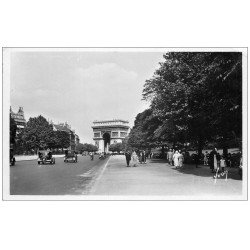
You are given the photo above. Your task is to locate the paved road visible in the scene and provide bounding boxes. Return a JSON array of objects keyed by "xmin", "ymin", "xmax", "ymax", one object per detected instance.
[
  {"xmin": 10, "ymin": 155, "xmax": 108, "ymax": 195},
  {"xmin": 10, "ymin": 155, "xmax": 243, "ymax": 199}
]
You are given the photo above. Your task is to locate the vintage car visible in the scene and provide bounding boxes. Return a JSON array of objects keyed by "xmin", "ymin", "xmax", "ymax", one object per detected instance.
[
  {"xmin": 10, "ymin": 148, "xmax": 16, "ymax": 166},
  {"xmin": 37, "ymin": 150, "xmax": 55, "ymax": 165},
  {"xmin": 64, "ymin": 150, "xmax": 78, "ymax": 163}
]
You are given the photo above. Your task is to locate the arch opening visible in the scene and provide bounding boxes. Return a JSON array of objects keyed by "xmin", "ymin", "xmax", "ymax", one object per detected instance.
[{"xmin": 103, "ymin": 132, "xmax": 111, "ymax": 153}]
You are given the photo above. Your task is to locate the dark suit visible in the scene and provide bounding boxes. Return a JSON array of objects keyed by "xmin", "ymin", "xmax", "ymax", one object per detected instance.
[{"xmin": 125, "ymin": 152, "xmax": 131, "ymax": 166}]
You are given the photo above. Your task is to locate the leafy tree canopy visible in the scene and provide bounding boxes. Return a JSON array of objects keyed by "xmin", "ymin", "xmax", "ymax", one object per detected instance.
[
  {"xmin": 109, "ymin": 142, "xmax": 123, "ymax": 153},
  {"xmin": 130, "ymin": 52, "xmax": 242, "ymax": 154},
  {"xmin": 22, "ymin": 115, "xmax": 54, "ymax": 150}
]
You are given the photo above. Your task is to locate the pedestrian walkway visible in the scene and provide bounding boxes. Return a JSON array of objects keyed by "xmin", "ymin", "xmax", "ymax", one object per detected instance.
[{"xmin": 91, "ymin": 155, "xmax": 243, "ymax": 199}]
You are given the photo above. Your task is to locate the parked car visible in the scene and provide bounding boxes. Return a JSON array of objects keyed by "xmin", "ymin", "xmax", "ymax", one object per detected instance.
[
  {"xmin": 64, "ymin": 150, "xmax": 78, "ymax": 163},
  {"xmin": 37, "ymin": 150, "xmax": 55, "ymax": 165}
]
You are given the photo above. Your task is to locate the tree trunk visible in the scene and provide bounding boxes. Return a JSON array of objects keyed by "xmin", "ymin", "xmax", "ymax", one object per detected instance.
[
  {"xmin": 161, "ymin": 145, "xmax": 165, "ymax": 158},
  {"xmin": 223, "ymin": 147, "xmax": 228, "ymax": 157},
  {"xmin": 198, "ymin": 137, "xmax": 204, "ymax": 157},
  {"xmin": 232, "ymin": 130, "xmax": 241, "ymax": 150}
]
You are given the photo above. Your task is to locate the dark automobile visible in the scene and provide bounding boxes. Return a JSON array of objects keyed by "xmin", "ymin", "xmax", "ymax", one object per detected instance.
[
  {"xmin": 10, "ymin": 148, "xmax": 16, "ymax": 166},
  {"xmin": 64, "ymin": 150, "xmax": 78, "ymax": 163},
  {"xmin": 37, "ymin": 150, "xmax": 55, "ymax": 165}
]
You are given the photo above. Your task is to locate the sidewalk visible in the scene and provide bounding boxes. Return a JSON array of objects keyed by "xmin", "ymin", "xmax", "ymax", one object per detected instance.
[
  {"xmin": 91, "ymin": 155, "xmax": 243, "ymax": 199},
  {"xmin": 15, "ymin": 154, "xmax": 65, "ymax": 162}
]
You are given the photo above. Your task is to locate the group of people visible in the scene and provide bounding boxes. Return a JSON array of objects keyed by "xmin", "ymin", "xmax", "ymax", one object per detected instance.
[
  {"xmin": 208, "ymin": 148, "xmax": 229, "ymax": 176},
  {"xmin": 125, "ymin": 150, "xmax": 147, "ymax": 167},
  {"xmin": 125, "ymin": 147, "xmax": 242, "ymax": 179},
  {"xmin": 167, "ymin": 148, "xmax": 233, "ymax": 175},
  {"xmin": 167, "ymin": 149, "xmax": 184, "ymax": 169}
]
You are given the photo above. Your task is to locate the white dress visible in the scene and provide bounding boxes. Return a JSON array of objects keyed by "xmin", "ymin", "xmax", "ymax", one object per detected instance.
[
  {"xmin": 213, "ymin": 155, "xmax": 218, "ymax": 169},
  {"xmin": 178, "ymin": 153, "xmax": 184, "ymax": 167},
  {"xmin": 173, "ymin": 153, "xmax": 179, "ymax": 167},
  {"xmin": 131, "ymin": 152, "xmax": 138, "ymax": 167}
]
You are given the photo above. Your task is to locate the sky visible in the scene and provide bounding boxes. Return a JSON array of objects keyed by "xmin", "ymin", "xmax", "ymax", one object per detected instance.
[{"xmin": 10, "ymin": 50, "xmax": 165, "ymax": 143}]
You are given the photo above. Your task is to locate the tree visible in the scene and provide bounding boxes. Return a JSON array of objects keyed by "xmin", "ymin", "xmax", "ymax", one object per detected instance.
[
  {"xmin": 141, "ymin": 52, "xmax": 242, "ymax": 156},
  {"xmin": 76, "ymin": 143, "xmax": 85, "ymax": 153},
  {"xmin": 22, "ymin": 115, "xmax": 55, "ymax": 151},
  {"xmin": 10, "ymin": 114, "xmax": 17, "ymax": 145},
  {"xmin": 109, "ymin": 142, "xmax": 123, "ymax": 153},
  {"xmin": 81, "ymin": 143, "xmax": 98, "ymax": 152},
  {"xmin": 54, "ymin": 130, "xmax": 70, "ymax": 150},
  {"xmin": 127, "ymin": 109, "xmax": 163, "ymax": 150}
]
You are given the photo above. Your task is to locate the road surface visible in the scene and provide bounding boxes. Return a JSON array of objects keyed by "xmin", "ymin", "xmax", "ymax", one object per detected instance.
[
  {"xmin": 10, "ymin": 155, "xmax": 108, "ymax": 195},
  {"xmin": 10, "ymin": 155, "xmax": 243, "ymax": 199}
]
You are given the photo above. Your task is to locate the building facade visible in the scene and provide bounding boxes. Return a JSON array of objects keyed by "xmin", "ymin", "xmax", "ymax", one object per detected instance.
[
  {"xmin": 92, "ymin": 119, "xmax": 130, "ymax": 153},
  {"xmin": 52, "ymin": 122, "xmax": 78, "ymax": 151},
  {"xmin": 75, "ymin": 134, "xmax": 80, "ymax": 147},
  {"xmin": 10, "ymin": 106, "xmax": 26, "ymax": 133}
]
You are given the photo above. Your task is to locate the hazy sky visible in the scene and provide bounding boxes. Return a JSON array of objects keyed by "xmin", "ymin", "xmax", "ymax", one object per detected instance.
[{"xmin": 10, "ymin": 50, "xmax": 164, "ymax": 143}]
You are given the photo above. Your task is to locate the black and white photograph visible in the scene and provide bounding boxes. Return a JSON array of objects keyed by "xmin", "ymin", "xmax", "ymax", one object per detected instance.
[
  {"xmin": 2, "ymin": 48, "xmax": 247, "ymax": 200},
  {"xmin": 1, "ymin": 1, "xmax": 250, "ymax": 250}
]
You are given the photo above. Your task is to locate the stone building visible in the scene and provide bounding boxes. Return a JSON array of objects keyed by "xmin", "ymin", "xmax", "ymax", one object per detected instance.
[
  {"xmin": 52, "ymin": 122, "xmax": 77, "ymax": 151},
  {"xmin": 10, "ymin": 106, "xmax": 26, "ymax": 133},
  {"xmin": 92, "ymin": 119, "xmax": 130, "ymax": 153},
  {"xmin": 75, "ymin": 134, "xmax": 80, "ymax": 147}
]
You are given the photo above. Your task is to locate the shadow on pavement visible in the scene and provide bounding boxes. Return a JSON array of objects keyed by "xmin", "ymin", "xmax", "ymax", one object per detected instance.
[
  {"xmin": 173, "ymin": 165, "xmax": 242, "ymax": 180},
  {"xmin": 148, "ymin": 159, "xmax": 242, "ymax": 181}
]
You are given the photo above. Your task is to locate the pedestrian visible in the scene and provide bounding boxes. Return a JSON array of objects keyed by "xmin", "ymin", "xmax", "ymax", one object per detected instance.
[
  {"xmin": 226, "ymin": 153, "xmax": 232, "ymax": 168},
  {"xmin": 125, "ymin": 151, "xmax": 131, "ymax": 167},
  {"xmin": 178, "ymin": 151, "xmax": 184, "ymax": 168},
  {"xmin": 194, "ymin": 152, "xmax": 199, "ymax": 168},
  {"xmin": 173, "ymin": 150, "xmax": 180, "ymax": 169},
  {"xmin": 131, "ymin": 151, "xmax": 138, "ymax": 167},
  {"xmin": 138, "ymin": 151, "xmax": 142, "ymax": 164},
  {"xmin": 204, "ymin": 151, "xmax": 209, "ymax": 166},
  {"xmin": 167, "ymin": 149, "xmax": 174, "ymax": 165},
  {"xmin": 220, "ymin": 155, "xmax": 226, "ymax": 173},
  {"xmin": 90, "ymin": 152, "xmax": 94, "ymax": 161},
  {"xmin": 209, "ymin": 148, "xmax": 220, "ymax": 173}
]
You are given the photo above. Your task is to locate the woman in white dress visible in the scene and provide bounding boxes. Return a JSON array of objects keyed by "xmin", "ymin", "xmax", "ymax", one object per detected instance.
[
  {"xmin": 173, "ymin": 151, "xmax": 180, "ymax": 168},
  {"xmin": 131, "ymin": 151, "xmax": 138, "ymax": 167}
]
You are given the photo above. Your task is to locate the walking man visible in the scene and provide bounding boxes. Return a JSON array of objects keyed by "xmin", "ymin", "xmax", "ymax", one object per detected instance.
[
  {"xmin": 194, "ymin": 152, "xmax": 199, "ymax": 168},
  {"xmin": 167, "ymin": 149, "xmax": 174, "ymax": 165},
  {"xmin": 125, "ymin": 151, "xmax": 131, "ymax": 167}
]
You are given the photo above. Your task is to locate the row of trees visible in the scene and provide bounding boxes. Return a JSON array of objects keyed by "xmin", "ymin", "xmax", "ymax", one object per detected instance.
[
  {"xmin": 10, "ymin": 115, "xmax": 100, "ymax": 155},
  {"xmin": 76, "ymin": 143, "xmax": 98, "ymax": 153},
  {"xmin": 109, "ymin": 142, "xmax": 123, "ymax": 153},
  {"xmin": 11, "ymin": 115, "xmax": 71, "ymax": 153},
  {"xmin": 127, "ymin": 52, "xmax": 242, "ymax": 156},
  {"xmin": 75, "ymin": 142, "xmax": 125, "ymax": 154}
]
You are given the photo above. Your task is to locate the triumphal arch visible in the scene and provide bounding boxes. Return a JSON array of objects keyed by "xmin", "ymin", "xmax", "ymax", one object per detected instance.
[{"xmin": 92, "ymin": 119, "xmax": 130, "ymax": 153}]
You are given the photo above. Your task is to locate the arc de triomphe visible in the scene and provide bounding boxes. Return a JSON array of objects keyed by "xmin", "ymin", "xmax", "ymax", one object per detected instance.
[{"xmin": 92, "ymin": 119, "xmax": 130, "ymax": 153}]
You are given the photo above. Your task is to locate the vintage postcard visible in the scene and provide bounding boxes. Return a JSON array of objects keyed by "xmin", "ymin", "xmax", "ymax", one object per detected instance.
[{"xmin": 2, "ymin": 47, "xmax": 247, "ymax": 200}]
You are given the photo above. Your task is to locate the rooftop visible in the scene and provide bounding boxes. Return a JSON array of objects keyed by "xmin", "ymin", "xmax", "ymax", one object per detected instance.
[{"xmin": 93, "ymin": 119, "xmax": 129, "ymax": 124}]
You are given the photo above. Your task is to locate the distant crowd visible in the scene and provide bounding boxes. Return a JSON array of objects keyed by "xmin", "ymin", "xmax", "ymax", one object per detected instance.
[{"xmin": 166, "ymin": 148, "xmax": 242, "ymax": 173}]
